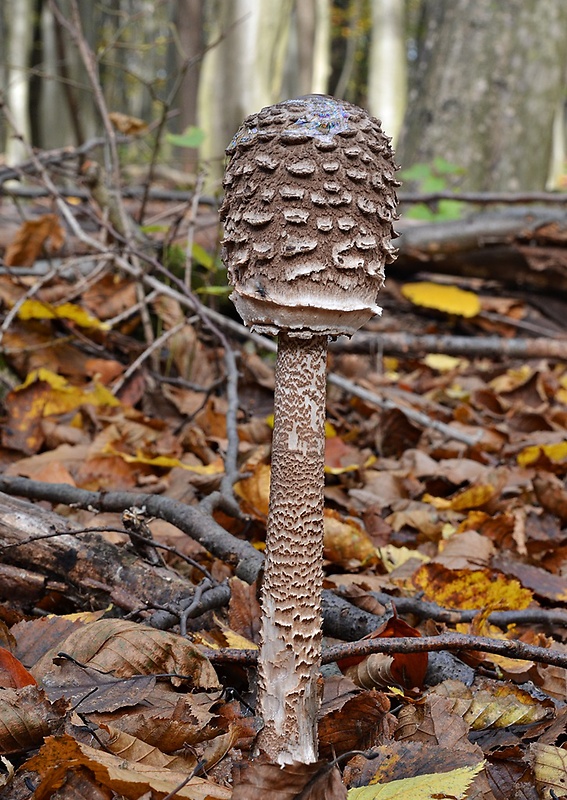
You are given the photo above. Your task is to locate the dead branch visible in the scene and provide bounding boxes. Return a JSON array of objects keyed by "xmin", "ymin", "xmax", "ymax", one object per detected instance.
[
  {"xmin": 364, "ymin": 591, "xmax": 567, "ymax": 630},
  {"xmin": 394, "ymin": 207, "xmax": 567, "ymax": 294},
  {"xmin": 332, "ymin": 332, "xmax": 567, "ymax": 359},
  {"xmin": 204, "ymin": 634, "xmax": 567, "ymax": 671},
  {"xmin": 0, "ymin": 483, "xmax": 384, "ymax": 641},
  {"xmin": 399, "ymin": 191, "xmax": 567, "ymax": 205}
]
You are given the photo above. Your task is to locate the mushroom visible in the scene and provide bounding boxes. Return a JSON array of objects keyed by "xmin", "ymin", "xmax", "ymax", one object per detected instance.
[{"xmin": 220, "ymin": 95, "xmax": 399, "ymax": 765}]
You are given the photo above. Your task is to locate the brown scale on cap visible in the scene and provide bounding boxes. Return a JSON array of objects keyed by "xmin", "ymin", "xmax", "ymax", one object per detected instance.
[{"xmin": 221, "ymin": 94, "xmax": 399, "ymax": 338}]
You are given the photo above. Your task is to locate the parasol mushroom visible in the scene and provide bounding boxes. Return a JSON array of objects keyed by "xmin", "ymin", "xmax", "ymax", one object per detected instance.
[{"xmin": 220, "ymin": 95, "xmax": 399, "ymax": 765}]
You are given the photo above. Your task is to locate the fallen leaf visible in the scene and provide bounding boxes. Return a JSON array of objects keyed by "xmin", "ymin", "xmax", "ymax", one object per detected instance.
[
  {"xmin": 401, "ymin": 282, "xmax": 481, "ymax": 318},
  {"xmin": 4, "ymin": 214, "xmax": 65, "ymax": 266},
  {"xmin": 347, "ymin": 761, "xmax": 484, "ymax": 799}
]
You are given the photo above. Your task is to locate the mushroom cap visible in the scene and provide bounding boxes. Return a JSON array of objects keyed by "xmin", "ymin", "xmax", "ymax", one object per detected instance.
[{"xmin": 221, "ymin": 95, "xmax": 399, "ymax": 338}]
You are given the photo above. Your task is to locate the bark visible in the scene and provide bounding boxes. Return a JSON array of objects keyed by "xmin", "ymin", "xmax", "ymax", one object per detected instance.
[
  {"xmin": 398, "ymin": 0, "xmax": 567, "ymax": 191},
  {"xmin": 197, "ymin": 0, "xmax": 294, "ymax": 184},
  {"xmin": 170, "ymin": 0, "xmax": 203, "ymax": 173},
  {"xmin": 0, "ymin": 492, "xmax": 198, "ymax": 612},
  {"xmin": 332, "ymin": 332, "xmax": 567, "ymax": 360},
  {"xmin": 257, "ymin": 334, "xmax": 327, "ymax": 765},
  {"xmin": 368, "ymin": 0, "xmax": 407, "ymax": 144},
  {"xmin": 290, "ymin": 0, "xmax": 330, "ymax": 96},
  {"xmin": 3, "ymin": 0, "xmax": 34, "ymax": 163}
]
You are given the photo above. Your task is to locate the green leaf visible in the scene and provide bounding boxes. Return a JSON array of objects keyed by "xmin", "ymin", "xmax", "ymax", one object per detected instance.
[
  {"xmin": 166, "ymin": 125, "xmax": 205, "ymax": 148},
  {"xmin": 192, "ymin": 243, "xmax": 215, "ymax": 271},
  {"xmin": 436, "ymin": 199, "xmax": 465, "ymax": 220},
  {"xmin": 406, "ymin": 204, "xmax": 437, "ymax": 221},
  {"xmin": 399, "ymin": 163, "xmax": 432, "ymax": 181},
  {"xmin": 433, "ymin": 156, "xmax": 464, "ymax": 175}
]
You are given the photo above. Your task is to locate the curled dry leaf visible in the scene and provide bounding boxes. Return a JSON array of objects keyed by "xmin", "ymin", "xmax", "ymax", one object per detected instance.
[
  {"xmin": 0, "ymin": 685, "xmax": 66, "ymax": 754},
  {"xmin": 96, "ymin": 691, "xmax": 220, "ymax": 751},
  {"xmin": 323, "ymin": 508, "xmax": 379, "ymax": 569},
  {"xmin": 318, "ymin": 689, "xmax": 394, "ymax": 759},
  {"xmin": 98, "ymin": 723, "xmax": 198, "ymax": 772},
  {"xmin": 338, "ymin": 615, "xmax": 428, "ymax": 692},
  {"xmin": 25, "ymin": 733, "xmax": 231, "ymax": 800}
]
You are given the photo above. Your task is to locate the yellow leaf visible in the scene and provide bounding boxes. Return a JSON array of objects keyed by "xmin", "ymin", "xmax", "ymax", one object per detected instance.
[
  {"xmin": 347, "ymin": 762, "xmax": 484, "ymax": 799},
  {"xmin": 378, "ymin": 544, "xmax": 429, "ymax": 573},
  {"xmin": 17, "ymin": 299, "xmax": 109, "ymax": 330},
  {"xmin": 517, "ymin": 441, "xmax": 567, "ymax": 467},
  {"xmin": 422, "ymin": 353, "xmax": 462, "ymax": 372},
  {"xmin": 423, "ymin": 484, "xmax": 496, "ymax": 512},
  {"xmin": 401, "ymin": 282, "xmax": 481, "ymax": 318},
  {"xmin": 14, "ymin": 369, "xmax": 120, "ymax": 415},
  {"xmin": 530, "ymin": 742, "xmax": 567, "ymax": 796},
  {"xmin": 413, "ymin": 564, "xmax": 533, "ymax": 610},
  {"xmin": 109, "ymin": 449, "xmax": 224, "ymax": 475}
]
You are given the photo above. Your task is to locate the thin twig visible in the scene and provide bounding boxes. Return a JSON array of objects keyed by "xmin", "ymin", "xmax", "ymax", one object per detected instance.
[{"xmin": 111, "ymin": 320, "xmax": 185, "ymax": 395}]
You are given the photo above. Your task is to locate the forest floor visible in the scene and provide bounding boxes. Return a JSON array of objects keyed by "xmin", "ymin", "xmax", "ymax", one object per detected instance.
[{"xmin": 0, "ymin": 181, "xmax": 567, "ymax": 799}]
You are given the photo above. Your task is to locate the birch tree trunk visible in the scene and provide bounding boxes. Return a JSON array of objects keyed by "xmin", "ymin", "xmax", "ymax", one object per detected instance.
[
  {"xmin": 291, "ymin": 0, "xmax": 330, "ymax": 97},
  {"xmin": 398, "ymin": 0, "xmax": 567, "ymax": 191},
  {"xmin": 367, "ymin": 0, "xmax": 407, "ymax": 145},
  {"xmin": 197, "ymin": 0, "xmax": 294, "ymax": 186},
  {"xmin": 3, "ymin": 0, "xmax": 34, "ymax": 164}
]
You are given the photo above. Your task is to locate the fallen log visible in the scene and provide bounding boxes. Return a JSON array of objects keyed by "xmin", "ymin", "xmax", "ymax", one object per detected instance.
[{"xmin": 394, "ymin": 206, "xmax": 567, "ymax": 294}]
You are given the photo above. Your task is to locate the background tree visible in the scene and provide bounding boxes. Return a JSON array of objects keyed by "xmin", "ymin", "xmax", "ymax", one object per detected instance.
[
  {"xmin": 367, "ymin": 0, "xmax": 407, "ymax": 144},
  {"xmin": 397, "ymin": 0, "xmax": 567, "ymax": 191}
]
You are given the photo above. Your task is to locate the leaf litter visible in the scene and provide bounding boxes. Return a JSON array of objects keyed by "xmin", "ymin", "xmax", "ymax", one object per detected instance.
[{"xmin": 0, "ymin": 191, "xmax": 567, "ymax": 798}]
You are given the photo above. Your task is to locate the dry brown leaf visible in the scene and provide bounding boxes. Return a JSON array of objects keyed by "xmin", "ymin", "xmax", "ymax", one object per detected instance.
[
  {"xmin": 108, "ymin": 111, "xmax": 148, "ymax": 135},
  {"xmin": 99, "ymin": 723, "xmax": 197, "ymax": 772},
  {"xmin": 4, "ymin": 214, "xmax": 65, "ymax": 266},
  {"xmin": 228, "ymin": 576, "xmax": 262, "ymax": 644},
  {"xmin": 0, "ymin": 685, "xmax": 66, "ymax": 753},
  {"xmin": 25, "ymin": 733, "xmax": 231, "ymax": 799},
  {"xmin": 232, "ymin": 756, "xmax": 346, "ymax": 800},
  {"xmin": 318, "ymin": 689, "xmax": 394, "ymax": 758},
  {"xmin": 31, "ymin": 618, "xmax": 219, "ymax": 689},
  {"xmin": 95, "ymin": 691, "xmax": 220, "ymax": 750}
]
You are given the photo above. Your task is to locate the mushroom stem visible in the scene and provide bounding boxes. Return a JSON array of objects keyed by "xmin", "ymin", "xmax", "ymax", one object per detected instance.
[{"xmin": 257, "ymin": 332, "xmax": 328, "ymax": 765}]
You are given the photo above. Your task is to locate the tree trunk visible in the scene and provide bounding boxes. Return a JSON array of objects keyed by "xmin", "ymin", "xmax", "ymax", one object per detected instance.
[
  {"xmin": 367, "ymin": 0, "xmax": 407, "ymax": 145},
  {"xmin": 291, "ymin": 0, "xmax": 330, "ymax": 97},
  {"xmin": 170, "ymin": 0, "xmax": 203, "ymax": 173},
  {"xmin": 197, "ymin": 0, "xmax": 294, "ymax": 186},
  {"xmin": 398, "ymin": 0, "xmax": 567, "ymax": 190},
  {"xmin": 3, "ymin": 0, "xmax": 34, "ymax": 164}
]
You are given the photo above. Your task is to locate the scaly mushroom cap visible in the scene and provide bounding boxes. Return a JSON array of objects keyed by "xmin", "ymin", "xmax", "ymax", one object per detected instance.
[{"xmin": 220, "ymin": 94, "xmax": 399, "ymax": 338}]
